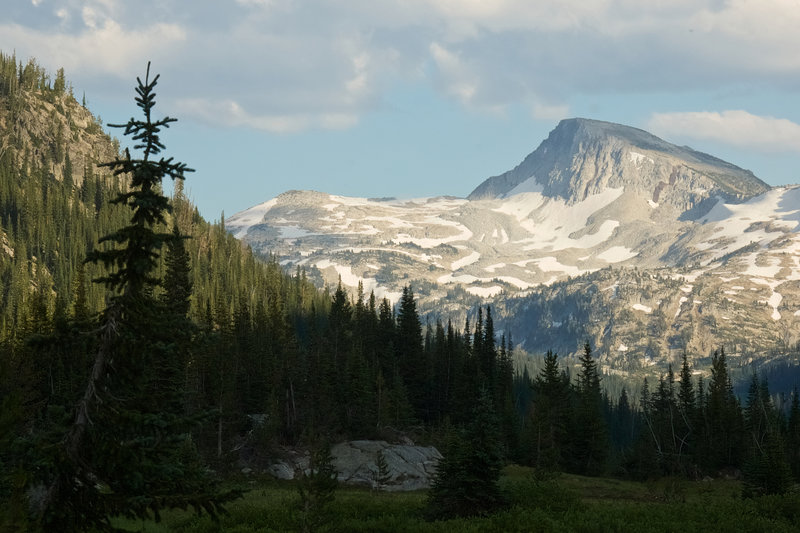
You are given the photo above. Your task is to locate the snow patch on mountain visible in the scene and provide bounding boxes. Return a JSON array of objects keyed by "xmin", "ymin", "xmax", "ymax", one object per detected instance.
[
  {"xmin": 529, "ymin": 256, "xmax": 588, "ymax": 277},
  {"xmin": 315, "ymin": 259, "xmax": 401, "ymax": 303},
  {"xmin": 485, "ymin": 263, "xmax": 506, "ymax": 273},
  {"xmin": 227, "ymin": 198, "xmax": 277, "ymax": 238},
  {"xmin": 597, "ymin": 246, "xmax": 637, "ymax": 263},
  {"xmin": 497, "ymin": 187, "xmax": 624, "ymax": 253},
  {"xmin": 392, "ymin": 217, "xmax": 472, "ymax": 248},
  {"xmin": 467, "ymin": 286, "xmax": 503, "ymax": 297},
  {"xmin": 280, "ymin": 226, "xmax": 316, "ymax": 240},
  {"xmin": 451, "ymin": 251, "xmax": 481, "ymax": 270},
  {"xmin": 506, "ymin": 176, "xmax": 544, "ymax": 196},
  {"xmin": 495, "ymin": 276, "xmax": 535, "ymax": 289},
  {"xmin": 697, "ymin": 187, "xmax": 800, "ymax": 264}
]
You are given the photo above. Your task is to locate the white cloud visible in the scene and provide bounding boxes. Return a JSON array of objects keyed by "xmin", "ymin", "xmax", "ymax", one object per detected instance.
[
  {"xmin": 235, "ymin": 0, "xmax": 274, "ymax": 6},
  {"xmin": 429, "ymin": 42, "xmax": 476, "ymax": 104},
  {"xmin": 648, "ymin": 111, "xmax": 800, "ymax": 153},
  {"xmin": 0, "ymin": 20, "xmax": 185, "ymax": 79},
  {"xmin": 532, "ymin": 102, "xmax": 570, "ymax": 121},
  {"xmin": 174, "ymin": 98, "xmax": 358, "ymax": 133},
  {"xmin": 5, "ymin": 1, "xmax": 800, "ymax": 132}
]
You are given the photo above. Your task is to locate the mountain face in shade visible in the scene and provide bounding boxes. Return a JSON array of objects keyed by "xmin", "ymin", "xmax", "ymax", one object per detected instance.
[{"xmin": 228, "ymin": 119, "xmax": 800, "ymax": 382}]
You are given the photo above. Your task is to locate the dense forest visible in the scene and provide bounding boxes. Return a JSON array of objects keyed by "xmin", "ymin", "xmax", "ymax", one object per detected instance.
[{"xmin": 1, "ymin": 56, "xmax": 799, "ymax": 530}]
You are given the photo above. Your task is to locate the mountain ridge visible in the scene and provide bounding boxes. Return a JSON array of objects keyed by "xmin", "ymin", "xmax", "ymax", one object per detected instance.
[{"xmin": 228, "ymin": 117, "xmax": 800, "ymax": 378}]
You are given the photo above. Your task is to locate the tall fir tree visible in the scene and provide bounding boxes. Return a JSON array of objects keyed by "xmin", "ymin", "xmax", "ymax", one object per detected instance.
[
  {"xmin": 426, "ymin": 387, "xmax": 506, "ymax": 519},
  {"xmin": 395, "ymin": 285, "xmax": 426, "ymax": 421},
  {"xmin": 527, "ymin": 349, "xmax": 569, "ymax": 470},
  {"xmin": 569, "ymin": 342, "xmax": 609, "ymax": 475},
  {"xmin": 787, "ymin": 387, "xmax": 800, "ymax": 481},
  {"xmin": 33, "ymin": 64, "xmax": 238, "ymax": 530},
  {"xmin": 741, "ymin": 373, "xmax": 792, "ymax": 496},
  {"xmin": 705, "ymin": 347, "xmax": 743, "ymax": 469}
]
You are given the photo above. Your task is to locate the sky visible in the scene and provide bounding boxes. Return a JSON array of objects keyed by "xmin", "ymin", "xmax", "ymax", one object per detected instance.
[{"xmin": 3, "ymin": 0, "xmax": 800, "ymax": 220}]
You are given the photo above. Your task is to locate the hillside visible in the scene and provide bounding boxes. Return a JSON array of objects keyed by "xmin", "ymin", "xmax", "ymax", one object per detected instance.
[{"xmin": 0, "ymin": 55, "xmax": 514, "ymax": 466}]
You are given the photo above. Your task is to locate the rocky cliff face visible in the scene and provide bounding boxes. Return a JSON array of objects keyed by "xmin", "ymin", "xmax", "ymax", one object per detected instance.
[
  {"xmin": 0, "ymin": 84, "xmax": 118, "ymax": 188},
  {"xmin": 228, "ymin": 119, "xmax": 800, "ymax": 381},
  {"xmin": 468, "ymin": 118, "xmax": 768, "ymax": 212}
]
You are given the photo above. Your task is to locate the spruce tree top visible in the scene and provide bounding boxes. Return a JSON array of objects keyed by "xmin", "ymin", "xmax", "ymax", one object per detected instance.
[{"xmin": 86, "ymin": 62, "xmax": 193, "ymax": 298}]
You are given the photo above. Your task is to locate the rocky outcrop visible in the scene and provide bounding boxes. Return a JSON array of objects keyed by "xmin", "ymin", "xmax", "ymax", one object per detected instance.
[
  {"xmin": 264, "ymin": 440, "xmax": 442, "ymax": 492},
  {"xmin": 0, "ymin": 88, "xmax": 118, "ymax": 188}
]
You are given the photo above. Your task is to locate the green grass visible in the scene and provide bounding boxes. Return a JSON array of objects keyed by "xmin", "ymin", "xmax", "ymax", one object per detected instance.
[{"xmin": 112, "ymin": 469, "xmax": 800, "ymax": 532}]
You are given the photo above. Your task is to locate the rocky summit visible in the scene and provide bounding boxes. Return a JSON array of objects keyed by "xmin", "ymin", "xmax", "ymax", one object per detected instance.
[{"xmin": 228, "ymin": 118, "xmax": 800, "ymax": 378}]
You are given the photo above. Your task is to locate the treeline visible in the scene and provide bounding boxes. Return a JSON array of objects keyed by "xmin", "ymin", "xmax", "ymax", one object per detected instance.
[
  {"xmin": 192, "ymin": 281, "xmax": 516, "ymax": 452},
  {"xmin": 633, "ymin": 349, "xmax": 800, "ymax": 494},
  {"xmin": 514, "ymin": 347, "xmax": 800, "ymax": 495},
  {"xmin": 0, "ymin": 51, "xmax": 71, "ymax": 111}
]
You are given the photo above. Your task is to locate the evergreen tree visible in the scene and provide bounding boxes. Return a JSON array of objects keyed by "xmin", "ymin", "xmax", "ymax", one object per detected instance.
[
  {"xmin": 568, "ymin": 342, "xmax": 609, "ymax": 475},
  {"xmin": 33, "ymin": 64, "xmax": 238, "ymax": 530},
  {"xmin": 426, "ymin": 388, "xmax": 506, "ymax": 519},
  {"xmin": 787, "ymin": 387, "xmax": 800, "ymax": 481},
  {"xmin": 677, "ymin": 352, "xmax": 695, "ymax": 443},
  {"xmin": 372, "ymin": 449, "xmax": 392, "ymax": 490},
  {"xmin": 705, "ymin": 347, "xmax": 743, "ymax": 469},
  {"xmin": 610, "ymin": 386, "xmax": 638, "ymax": 454},
  {"xmin": 161, "ymin": 221, "xmax": 192, "ymax": 317},
  {"xmin": 629, "ymin": 377, "xmax": 662, "ymax": 479},
  {"xmin": 741, "ymin": 373, "xmax": 792, "ymax": 496},
  {"xmin": 296, "ymin": 440, "xmax": 338, "ymax": 533},
  {"xmin": 527, "ymin": 349, "xmax": 569, "ymax": 470},
  {"xmin": 395, "ymin": 285, "xmax": 426, "ymax": 420}
]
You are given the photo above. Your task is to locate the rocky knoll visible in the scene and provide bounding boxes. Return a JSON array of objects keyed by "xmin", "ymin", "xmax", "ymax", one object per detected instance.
[{"xmin": 263, "ymin": 440, "xmax": 442, "ymax": 491}]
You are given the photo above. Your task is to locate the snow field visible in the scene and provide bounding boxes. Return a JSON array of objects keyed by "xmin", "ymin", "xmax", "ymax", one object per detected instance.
[
  {"xmin": 597, "ymin": 246, "xmax": 637, "ymax": 263},
  {"xmin": 451, "ymin": 251, "xmax": 481, "ymax": 271},
  {"xmin": 226, "ymin": 198, "xmax": 277, "ymax": 238},
  {"xmin": 466, "ymin": 286, "xmax": 503, "ymax": 297},
  {"xmin": 495, "ymin": 187, "xmax": 624, "ymax": 253}
]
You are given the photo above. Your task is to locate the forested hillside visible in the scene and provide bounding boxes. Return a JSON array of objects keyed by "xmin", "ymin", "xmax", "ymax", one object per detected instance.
[{"xmin": 0, "ymin": 57, "xmax": 524, "ymax": 527}]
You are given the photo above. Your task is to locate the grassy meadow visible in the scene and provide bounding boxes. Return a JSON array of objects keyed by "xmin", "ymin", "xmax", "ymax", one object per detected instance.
[{"xmin": 112, "ymin": 466, "xmax": 800, "ymax": 532}]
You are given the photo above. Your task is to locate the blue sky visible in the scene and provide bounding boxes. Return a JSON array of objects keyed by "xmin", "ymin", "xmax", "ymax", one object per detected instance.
[{"xmin": 4, "ymin": 0, "xmax": 800, "ymax": 220}]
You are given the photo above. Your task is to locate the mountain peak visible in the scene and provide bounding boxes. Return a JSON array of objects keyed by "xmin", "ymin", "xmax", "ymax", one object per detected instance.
[
  {"xmin": 559, "ymin": 118, "xmax": 679, "ymax": 151},
  {"xmin": 468, "ymin": 118, "xmax": 769, "ymax": 208}
]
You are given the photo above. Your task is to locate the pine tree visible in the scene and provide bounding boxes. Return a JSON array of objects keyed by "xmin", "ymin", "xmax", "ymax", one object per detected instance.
[
  {"xmin": 33, "ymin": 63, "xmax": 238, "ymax": 530},
  {"xmin": 787, "ymin": 387, "xmax": 800, "ymax": 481},
  {"xmin": 528, "ymin": 349, "xmax": 569, "ymax": 470},
  {"xmin": 426, "ymin": 387, "xmax": 506, "ymax": 519},
  {"xmin": 677, "ymin": 352, "xmax": 695, "ymax": 442},
  {"xmin": 161, "ymin": 221, "xmax": 192, "ymax": 317},
  {"xmin": 569, "ymin": 342, "xmax": 609, "ymax": 475},
  {"xmin": 742, "ymin": 373, "xmax": 792, "ymax": 496},
  {"xmin": 296, "ymin": 440, "xmax": 339, "ymax": 533},
  {"xmin": 706, "ymin": 347, "xmax": 743, "ymax": 469},
  {"xmin": 395, "ymin": 285, "xmax": 426, "ymax": 420},
  {"xmin": 629, "ymin": 377, "xmax": 661, "ymax": 479}
]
